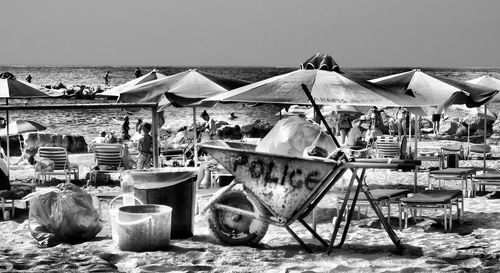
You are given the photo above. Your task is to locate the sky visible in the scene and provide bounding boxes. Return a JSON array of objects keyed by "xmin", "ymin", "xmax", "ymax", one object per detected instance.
[{"xmin": 1, "ymin": 0, "xmax": 500, "ymax": 67}]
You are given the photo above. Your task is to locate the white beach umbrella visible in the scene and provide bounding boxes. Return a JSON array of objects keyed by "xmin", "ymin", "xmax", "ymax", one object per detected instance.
[
  {"xmin": 371, "ymin": 69, "xmax": 499, "ymax": 158},
  {"xmin": 466, "ymin": 75, "xmax": 500, "ymax": 170},
  {"xmin": 98, "ymin": 69, "xmax": 167, "ymax": 98},
  {"xmin": 117, "ymin": 69, "xmax": 250, "ymax": 165}
]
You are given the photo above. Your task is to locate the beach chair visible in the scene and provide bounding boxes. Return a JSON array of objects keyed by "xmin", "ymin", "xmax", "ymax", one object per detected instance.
[
  {"xmin": 89, "ymin": 143, "xmax": 124, "ymax": 184},
  {"xmin": 373, "ymin": 136, "xmax": 403, "ymax": 159},
  {"xmin": 34, "ymin": 147, "xmax": 79, "ymax": 185},
  {"xmin": 372, "ymin": 136, "xmax": 407, "ymax": 182}
]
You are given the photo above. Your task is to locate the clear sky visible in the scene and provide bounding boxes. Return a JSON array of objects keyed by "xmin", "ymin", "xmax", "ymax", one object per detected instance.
[{"xmin": 1, "ymin": 0, "xmax": 500, "ymax": 67}]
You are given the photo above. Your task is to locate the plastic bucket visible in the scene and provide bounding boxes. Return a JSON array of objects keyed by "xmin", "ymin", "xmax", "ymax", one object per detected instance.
[
  {"xmin": 116, "ymin": 204, "xmax": 172, "ymax": 252},
  {"xmin": 109, "ymin": 194, "xmax": 143, "ymax": 243}
]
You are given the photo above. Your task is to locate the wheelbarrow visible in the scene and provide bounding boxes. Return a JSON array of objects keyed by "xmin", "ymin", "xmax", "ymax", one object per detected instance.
[{"xmin": 199, "ymin": 140, "xmax": 421, "ymax": 253}]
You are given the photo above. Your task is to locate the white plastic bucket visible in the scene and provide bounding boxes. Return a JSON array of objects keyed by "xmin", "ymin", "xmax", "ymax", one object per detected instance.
[
  {"xmin": 109, "ymin": 194, "xmax": 143, "ymax": 243},
  {"xmin": 116, "ymin": 204, "xmax": 172, "ymax": 251}
]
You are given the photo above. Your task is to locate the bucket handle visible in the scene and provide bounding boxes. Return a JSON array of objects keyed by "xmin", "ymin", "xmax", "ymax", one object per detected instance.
[
  {"xmin": 115, "ymin": 215, "xmax": 153, "ymax": 226},
  {"xmin": 109, "ymin": 194, "xmax": 144, "ymax": 211}
]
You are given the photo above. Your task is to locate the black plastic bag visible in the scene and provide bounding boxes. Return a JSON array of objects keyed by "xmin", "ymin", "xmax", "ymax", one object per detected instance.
[{"xmin": 26, "ymin": 183, "xmax": 102, "ymax": 247}]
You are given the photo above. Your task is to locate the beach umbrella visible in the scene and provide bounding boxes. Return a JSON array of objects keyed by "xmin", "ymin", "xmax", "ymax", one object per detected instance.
[
  {"xmin": 0, "ymin": 120, "xmax": 46, "ymax": 154},
  {"xmin": 370, "ymin": 69, "xmax": 498, "ymax": 114},
  {"xmin": 370, "ymin": 69, "xmax": 499, "ymax": 158},
  {"xmin": 466, "ymin": 75, "xmax": 500, "ymax": 171},
  {"xmin": 0, "ymin": 73, "xmax": 48, "ymax": 171},
  {"xmin": 97, "ymin": 69, "xmax": 167, "ymax": 98},
  {"xmin": 117, "ymin": 69, "xmax": 250, "ymax": 165},
  {"xmin": 205, "ymin": 53, "xmax": 435, "ymax": 147},
  {"xmin": 0, "ymin": 120, "xmax": 46, "ymax": 136}
]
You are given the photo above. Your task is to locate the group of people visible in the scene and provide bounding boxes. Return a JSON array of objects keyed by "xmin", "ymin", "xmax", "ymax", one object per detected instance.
[
  {"xmin": 89, "ymin": 116, "xmax": 154, "ymax": 170},
  {"xmin": 332, "ymin": 106, "xmax": 413, "ymax": 147}
]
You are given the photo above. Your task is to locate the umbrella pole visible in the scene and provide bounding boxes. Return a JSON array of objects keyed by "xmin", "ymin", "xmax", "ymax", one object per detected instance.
[
  {"xmin": 300, "ymin": 84, "xmax": 340, "ymax": 147},
  {"xmin": 151, "ymin": 106, "xmax": 159, "ymax": 168},
  {"xmin": 193, "ymin": 107, "xmax": 198, "ymax": 166},
  {"xmin": 484, "ymin": 105, "xmax": 487, "ymax": 173},
  {"xmin": 414, "ymin": 115, "xmax": 419, "ymax": 158},
  {"xmin": 408, "ymin": 113, "xmax": 412, "ymax": 157},
  {"xmin": 5, "ymin": 99, "xmax": 9, "ymax": 178}
]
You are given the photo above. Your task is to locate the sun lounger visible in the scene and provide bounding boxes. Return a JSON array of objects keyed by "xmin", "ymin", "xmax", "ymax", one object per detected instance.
[
  {"xmin": 428, "ymin": 168, "xmax": 475, "ymax": 196},
  {"xmin": 468, "ymin": 144, "xmax": 491, "ymax": 160},
  {"xmin": 472, "ymin": 172, "xmax": 500, "ymax": 196},
  {"xmin": 337, "ymin": 188, "xmax": 411, "ymax": 228},
  {"xmin": 400, "ymin": 190, "xmax": 463, "ymax": 231}
]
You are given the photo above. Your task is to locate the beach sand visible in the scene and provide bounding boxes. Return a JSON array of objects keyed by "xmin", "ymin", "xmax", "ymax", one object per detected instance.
[{"xmin": 2, "ymin": 141, "xmax": 500, "ymax": 272}]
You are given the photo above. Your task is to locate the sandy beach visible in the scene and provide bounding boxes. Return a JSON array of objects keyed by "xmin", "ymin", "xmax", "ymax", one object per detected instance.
[{"xmin": 1, "ymin": 139, "xmax": 500, "ymax": 272}]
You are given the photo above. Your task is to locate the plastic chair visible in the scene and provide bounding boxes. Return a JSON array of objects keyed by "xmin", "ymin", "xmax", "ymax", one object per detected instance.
[
  {"xmin": 89, "ymin": 143, "xmax": 125, "ymax": 184},
  {"xmin": 34, "ymin": 147, "xmax": 79, "ymax": 185},
  {"xmin": 373, "ymin": 136, "xmax": 402, "ymax": 159}
]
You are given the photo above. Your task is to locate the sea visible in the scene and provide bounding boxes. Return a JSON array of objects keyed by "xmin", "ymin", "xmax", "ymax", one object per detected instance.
[{"xmin": 1, "ymin": 65, "xmax": 500, "ymax": 143}]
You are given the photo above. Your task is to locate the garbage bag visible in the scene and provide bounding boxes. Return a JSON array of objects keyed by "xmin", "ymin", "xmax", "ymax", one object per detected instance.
[
  {"xmin": 256, "ymin": 116, "xmax": 337, "ymax": 157},
  {"xmin": 26, "ymin": 183, "xmax": 102, "ymax": 247}
]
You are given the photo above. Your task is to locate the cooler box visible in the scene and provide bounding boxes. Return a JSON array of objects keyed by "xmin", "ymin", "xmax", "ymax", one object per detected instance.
[{"xmin": 131, "ymin": 168, "xmax": 198, "ymax": 239}]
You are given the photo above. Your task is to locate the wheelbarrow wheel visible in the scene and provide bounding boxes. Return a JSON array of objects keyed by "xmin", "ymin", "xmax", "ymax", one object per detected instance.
[{"xmin": 208, "ymin": 188, "xmax": 269, "ymax": 246}]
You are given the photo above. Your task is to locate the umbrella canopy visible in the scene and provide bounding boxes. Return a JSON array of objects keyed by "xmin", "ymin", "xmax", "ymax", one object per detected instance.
[
  {"xmin": 204, "ymin": 64, "xmax": 433, "ymax": 108},
  {"xmin": 466, "ymin": 75, "xmax": 500, "ymax": 103},
  {"xmin": 370, "ymin": 69, "xmax": 499, "ymax": 113},
  {"xmin": 0, "ymin": 78, "xmax": 48, "ymax": 98},
  {"xmin": 0, "ymin": 120, "xmax": 46, "ymax": 136},
  {"xmin": 118, "ymin": 69, "xmax": 250, "ymax": 107},
  {"xmin": 98, "ymin": 69, "xmax": 167, "ymax": 98}
]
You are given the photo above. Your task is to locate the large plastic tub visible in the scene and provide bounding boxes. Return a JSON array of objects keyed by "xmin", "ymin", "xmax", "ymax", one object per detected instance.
[
  {"xmin": 131, "ymin": 168, "xmax": 198, "ymax": 239},
  {"xmin": 117, "ymin": 204, "xmax": 172, "ymax": 251}
]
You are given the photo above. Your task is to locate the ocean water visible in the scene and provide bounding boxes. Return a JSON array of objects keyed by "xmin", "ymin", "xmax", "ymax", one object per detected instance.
[{"xmin": 0, "ymin": 65, "xmax": 499, "ymax": 143}]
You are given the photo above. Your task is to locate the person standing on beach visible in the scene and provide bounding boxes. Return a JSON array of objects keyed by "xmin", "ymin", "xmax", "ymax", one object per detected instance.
[
  {"xmin": 137, "ymin": 122, "xmax": 153, "ymax": 169},
  {"xmin": 337, "ymin": 113, "xmax": 351, "ymax": 145},
  {"xmin": 432, "ymin": 112, "xmax": 441, "ymax": 135},
  {"xmin": 121, "ymin": 116, "xmax": 131, "ymax": 140},
  {"xmin": 25, "ymin": 74, "xmax": 32, "ymax": 83},
  {"xmin": 136, "ymin": 118, "xmax": 143, "ymax": 134},
  {"xmin": 396, "ymin": 107, "xmax": 408, "ymax": 137},
  {"xmin": 104, "ymin": 71, "xmax": 110, "ymax": 85},
  {"xmin": 134, "ymin": 67, "xmax": 142, "ymax": 78}
]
